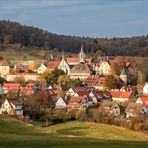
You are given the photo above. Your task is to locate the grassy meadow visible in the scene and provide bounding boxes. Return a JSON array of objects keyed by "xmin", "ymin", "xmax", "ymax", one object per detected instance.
[
  {"xmin": 0, "ymin": 115, "xmax": 148, "ymax": 148},
  {"xmin": 0, "ymin": 49, "xmax": 44, "ymax": 64}
]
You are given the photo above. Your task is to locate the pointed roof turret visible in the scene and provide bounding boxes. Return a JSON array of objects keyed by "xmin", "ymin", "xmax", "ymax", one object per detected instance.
[
  {"xmin": 120, "ymin": 68, "xmax": 127, "ymax": 75},
  {"xmin": 78, "ymin": 44, "xmax": 85, "ymax": 63}
]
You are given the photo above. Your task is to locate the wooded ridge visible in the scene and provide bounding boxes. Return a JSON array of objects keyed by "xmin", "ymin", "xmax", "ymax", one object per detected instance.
[{"xmin": 0, "ymin": 20, "xmax": 148, "ymax": 57}]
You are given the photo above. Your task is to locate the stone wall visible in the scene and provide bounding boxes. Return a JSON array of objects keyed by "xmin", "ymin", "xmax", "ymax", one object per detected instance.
[{"xmin": 7, "ymin": 74, "xmax": 40, "ymax": 81}]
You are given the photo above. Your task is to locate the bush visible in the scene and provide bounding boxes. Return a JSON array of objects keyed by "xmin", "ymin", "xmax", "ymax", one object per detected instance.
[
  {"xmin": 75, "ymin": 110, "xmax": 86, "ymax": 121},
  {"xmin": 93, "ymin": 109, "xmax": 103, "ymax": 123},
  {"xmin": 134, "ymin": 122, "xmax": 143, "ymax": 131},
  {"xmin": 51, "ymin": 114, "xmax": 73, "ymax": 124}
]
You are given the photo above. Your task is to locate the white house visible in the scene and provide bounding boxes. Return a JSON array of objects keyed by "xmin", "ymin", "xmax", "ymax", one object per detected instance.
[
  {"xmin": 58, "ymin": 54, "xmax": 71, "ymax": 75},
  {"xmin": 37, "ymin": 64, "xmax": 47, "ymax": 74},
  {"xmin": 98, "ymin": 60, "xmax": 112, "ymax": 75},
  {"xmin": 143, "ymin": 82, "xmax": 148, "ymax": 95},
  {"xmin": 0, "ymin": 99, "xmax": 23, "ymax": 116},
  {"xmin": 55, "ymin": 97, "xmax": 67, "ymax": 108},
  {"xmin": 67, "ymin": 96, "xmax": 90, "ymax": 110},
  {"xmin": 99, "ymin": 102, "xmax": 120, "ymax": 116},
  {"xmin": 89, "ymin": 92, "xmax": 97, "ymax": 104},
  {"xmin": 66, "ymin": 88, "xmax": 75, "ymax": 96}
]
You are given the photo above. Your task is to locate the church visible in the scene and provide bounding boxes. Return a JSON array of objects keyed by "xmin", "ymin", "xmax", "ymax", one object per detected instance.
[
  {"xmin": 70, "ymin": 45, "xmax": 91, "ymax": 79},
  {"xmin": 57, "ymin": 45, "xmax": 91, "ymax": 80}
]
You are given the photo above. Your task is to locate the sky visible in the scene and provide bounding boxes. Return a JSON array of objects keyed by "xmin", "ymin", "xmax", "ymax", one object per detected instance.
[{"xmin": 0, "ymin": 0, "xmax": 148, "ymax": 38}]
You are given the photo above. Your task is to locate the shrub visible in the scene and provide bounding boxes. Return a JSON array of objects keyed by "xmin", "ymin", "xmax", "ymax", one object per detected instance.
[
  {"xmin": 93, "ymin": 109, "xmax": 103, "ymax": 123},
  {"xmin": 134, "ymin": 122, "xmax": 143, "ymax": 131},
  {"xmin": 75, "ymin": 110, "xmax": 86, "ymax": 121},
  {"xmin": 51, "ymin": 114, "xmax": 73, "ymax": 124}
]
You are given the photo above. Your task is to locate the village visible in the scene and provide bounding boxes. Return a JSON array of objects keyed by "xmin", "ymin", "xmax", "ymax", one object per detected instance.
[{"xmin": 0, "ymin": 45, "xmax": 148, "ymax": 130}]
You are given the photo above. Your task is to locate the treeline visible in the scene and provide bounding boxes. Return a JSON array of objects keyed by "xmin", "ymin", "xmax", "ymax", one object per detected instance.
[{"xmin": 0, "ymin": 20, "xmax": 148, "ymax": 56}]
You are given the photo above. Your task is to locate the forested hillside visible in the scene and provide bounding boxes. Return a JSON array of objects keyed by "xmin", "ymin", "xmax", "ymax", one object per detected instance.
[{"xmin": 0, "ymin": 20, "xmax": 148, "ymax": 57}]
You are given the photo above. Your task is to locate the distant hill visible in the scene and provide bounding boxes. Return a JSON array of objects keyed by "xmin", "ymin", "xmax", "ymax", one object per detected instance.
[{"xmin": 0, "ymin": 20, "xmax": 148, "ymax": 57}]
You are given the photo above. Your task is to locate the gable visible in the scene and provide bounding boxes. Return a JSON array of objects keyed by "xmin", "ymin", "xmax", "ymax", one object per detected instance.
[
  {"xmin": 143, "ymin": 83, "xmax": 148, "ymax": 94},
  {"xmin": 66, "ymin": 88, "xmax": 75, "ymax": 96},
  {"xmin": 56, "ymin": 98, "xmax": 66, "ymax": 106},
  {"xmin": 136, "ymin": 98, "xmax": 143, "ymax": 104}
]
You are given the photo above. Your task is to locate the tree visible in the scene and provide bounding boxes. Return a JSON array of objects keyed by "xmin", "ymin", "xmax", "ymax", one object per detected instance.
[
  {"xmin": 93, "ymin": 109, "xmax": 103, "ymax": 123},
  {"xmin": 40, "ymin": 69, "xmax": 65, "ymax": 85},
  {"xmin": 95, "ymin": 50, "xmax": 105, "ymax": 57},
  {"xmin": 104, "ymin": 75, "xmax": 117, "ymax": 90},
  {"xmin": 67, "ymin": 79, "xmax": 83, "ymax": 88},
  {"xmin": 57, "ymin": 75, "xmax": 70, "ymax": 86},
  {"xmin": 38, "ymin": 50, "xmax": 47, "ymax": 59},
  {"xmin": 75, "ymin": 110, "xmax": 86, "ymax": 121},
  {"xmin": 14, "ymin": 76, "xmax": 26, "ymax": 87},
  {"xmin": 3, "ymin": 34, "xmax": 13, "ymax": 44}
]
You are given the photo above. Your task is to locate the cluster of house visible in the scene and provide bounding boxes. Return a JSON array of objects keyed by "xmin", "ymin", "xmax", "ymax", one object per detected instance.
[
  {"xmin": 0, "ymin": 46, "xmax": 147, "ymax": 120},
  {"xmin": 0, "ymin": 81, "xmax": 148, "ymax": 119},
  {"xmin": 0, "ymin": 45, "xmax": 127, "ymax": 87}
]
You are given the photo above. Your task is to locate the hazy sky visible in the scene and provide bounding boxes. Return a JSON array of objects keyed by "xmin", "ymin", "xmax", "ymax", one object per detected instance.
[{"xmin": 0, "ymin": 0, "xmax": 148, "ymax": 38}]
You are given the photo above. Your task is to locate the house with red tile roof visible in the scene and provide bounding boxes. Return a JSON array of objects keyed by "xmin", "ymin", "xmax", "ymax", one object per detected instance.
[
  {"xmin": 47, "ymin": 60, "xmax": 60, "ymax": 72},
  {"xmin": 0, "ymin": 59, "xmax": 10, "ymax": 77},
  {"xmin": 66, "ymin": 58, "xmax": 79, "ymax": 65},
  {"xmin": 85, "ymin": 75, "xmax": 106, "ymax": 90},
  {"xmin": 125, "ymin": 103, "xmax": 145, "ymax": 119},
  {"xmin": 67, "ymin": 96, "xmax": 92, "ymax": 110},
  {"xmin": 98, "ymin": 101, "xmax": 120, "ymax": 116},
  {"xmin": 3, "ymin": 83, "xmax": 20, "ymax": 93},
  {"xmin": 0, "ymin": 98, "xmax": 23, "ymax": 116},
  {"xmin": 136, "ymin": 96, "xmax": 148, "ymax": 114},
  {"xmin": 3, "ymin": 83, "xmax": 35, "ymax": 96},
  {"xmin": 66, "ymin": 87, "xmax": 86, "ymax": 96},
  {"xmin": 110, "ymin": 90, "xmax": 133, "ymax": 103},
  {"xmin": 74, "ymin": 91, "xmax": 89, "ymax": 97},
  {"xmin": 20, "ymin": 83, "xmax": 35, "ymax": 96}
]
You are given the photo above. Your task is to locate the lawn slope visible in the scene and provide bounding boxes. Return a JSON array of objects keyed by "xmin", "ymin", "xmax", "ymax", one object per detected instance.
[{"xmin": 0, "ymin": 115, "xmax": 148, "ymax": 148}]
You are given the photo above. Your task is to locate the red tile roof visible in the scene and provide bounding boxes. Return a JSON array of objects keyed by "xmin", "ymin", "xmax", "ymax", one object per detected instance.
[
  {"xmin": 66, "ymin": 58, "xmax": 79, "ymax": 64},
  {"xmin": 73, "ymin": 87, "xmax": 86, "ymax": 93},
  {"xmin": 47, "ymin": 61, "xmax": 60, "ymax": 70},
  {"xmin": 3, "ymin": 83, "xmax": 20, "ymax": 90},
  {"xmin": 110, "ymin": 90, "xmax": 132, "ymax": 99},
  {"xmin": 85, "ymin": 75, "xmax": 106, "ymax": 87},
  {"xmin": 140, "ymin": 96, "xmax": 148, "ymax": 107},
  {"xmin": 119, "ymin": 91, "xmax": 133, "ymax": 98},
  {"xmin": 76, "ymin": 91, "xmax": 89, "ymax": 96},
  {"xmin": 69, "ymin": 96, "xmax": 86, "ymax": 103}
]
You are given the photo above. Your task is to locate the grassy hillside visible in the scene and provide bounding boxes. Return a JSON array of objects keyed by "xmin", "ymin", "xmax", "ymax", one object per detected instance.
[
  {"xmin": 0, "ymin": 49, "xmax": 44, "ymax": 64},
  {"xmin": 0, "ymin": 115, "xmax": 148, "ymax": 148}
]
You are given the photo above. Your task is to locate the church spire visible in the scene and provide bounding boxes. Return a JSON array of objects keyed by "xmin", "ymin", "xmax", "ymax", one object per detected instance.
[{"xmin": 79, "ymin": 44, "xmax": 85, "ymax": 62}]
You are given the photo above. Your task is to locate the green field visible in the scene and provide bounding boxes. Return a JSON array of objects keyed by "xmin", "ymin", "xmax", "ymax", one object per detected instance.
[
  {"xmin": 0, "ymin": 115, "xmax": 148, "ymax": 148},
  {"xmin": 0, "ymin": 49, "xmax": 44, "ymax": 64}
]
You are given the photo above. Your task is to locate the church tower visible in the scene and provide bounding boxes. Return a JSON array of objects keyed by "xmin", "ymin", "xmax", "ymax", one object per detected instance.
[
  {"xmin": 78, "ymin": 44, "xmax": 85, "ymax": 63},
  {"xmin": 120, "ymin": 68, "xmax": 127, "ymax": 84}
]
